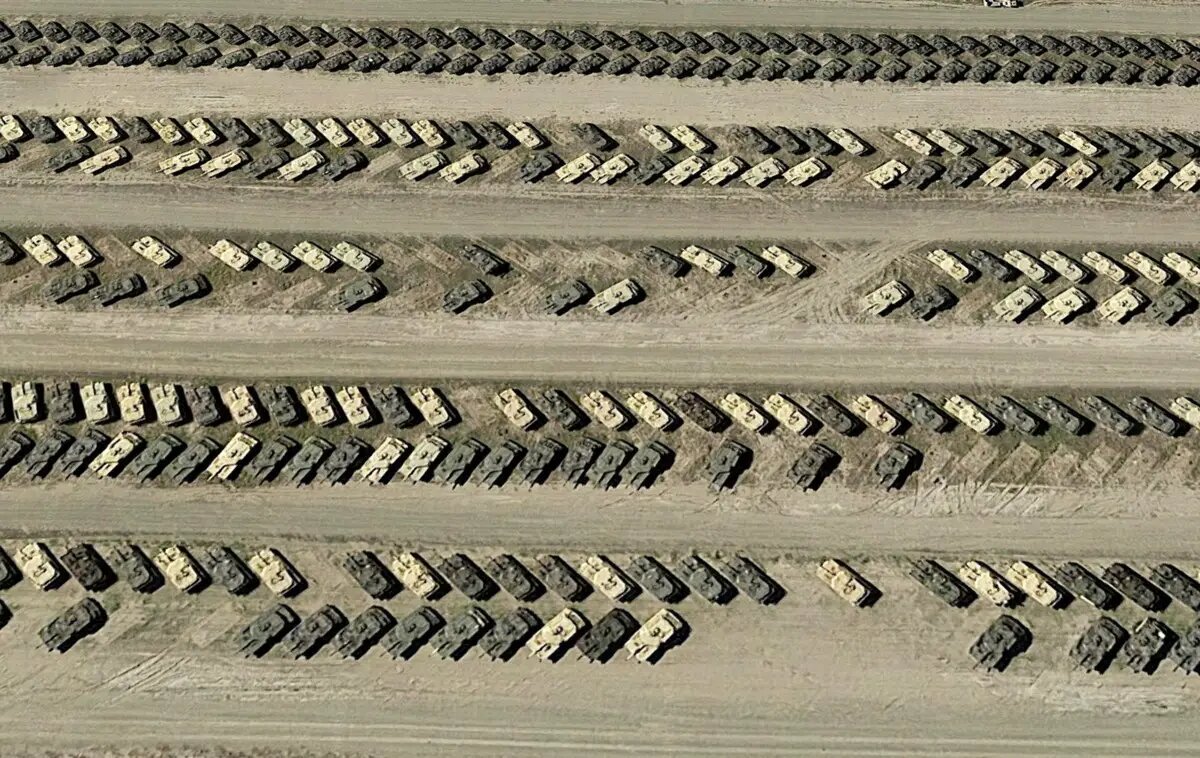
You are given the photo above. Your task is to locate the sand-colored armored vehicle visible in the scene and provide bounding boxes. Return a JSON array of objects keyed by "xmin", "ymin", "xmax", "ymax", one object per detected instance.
[
  {"xmin": 278, "ymin": 149, "xmax": 327, "ymax": 181},
  {"xmin": 590, "ymin": 153, "xmax": 636, "ymax": 185},
  {"xmin": 850, "ymin": 394, "xmax": 903, "ymax": 434},
  {"xmin": 52, "ymin": 235, "xmax": 98, "ymax": 268},
  {"xmin": 335, "ymin": 385, "xmax": 376, "ymax": 427},
  {"xmin": 783, "ymin": 157, "xmax": 829, "ymax": 186},
  {"xmin": 680, "ymin": 244, "xmax": 731, "ymax": 276},
  {"xmin": 391, "ymin": 551, "xmax": 445, "ymax": 599},
  {"xmin": 701, "ymin": 156, "xmax": 748, "ymax": 186},
  {"xmin": 926, "ymin": 248, "xmax": 977, "ymax": 282},
  {"xmin": 397, "ymin": 435, "xmax": 451, "ymax": 482},
  {"xmin": 247, "ymin": 241, "xmax": 296, "ymax": 272},
  {"xmin": 88, "ymin": 430, "xmax": 144, "ymax": 477},
  {"xmin": 411, "ymin": 118, "xmax": 449, "ymax": 148},
  {"xmin": 639, "ymin": 123, "xmax": 680, "ymax": 152},
  {"xmin": 11, "ymin": 380, "xmax": 41, "ymax": 423},
  {"xmin": 669, "ymin": 124, "xmax": 713, "ymax": 153},
  {"xmin": 863, "ymin": 159, "xmax": 909, "ymax": 189},
  {"xmin": 970, "ymin": 614, "xmax": 1031, "ymax": 671},
  {"xmin": 200, "ymin": 148, "xmax": 249, "ymax": 178},
  {"xmin": 182, "ymin": 117, "xmax": 220, "ymax": 146},
  {"xmin": 1057, "ymin": 129, "xmax": 1101, "ymax": 156},
  {"xmin": 1169, "ymin": 396, "xmax": 1200, "ymax": 430},
  {"xmin": 149, "ymin": 117, "xmax": 186, "ymax": 144},
  {"xmin": 314, "ymin": 117, "xmax": 352, "ymax": 147},
  {"xmin": 556, "ymin": 152, "xmax": 602, "ymax": 184},
  {"xmin": 345, "ymin": 117, "xmax": 384, "ymax": 147},
  {"xmin": 579, "ymin": 555, "xmax": 636, "ymax": 601},
  {"xmin": 626, "ymin": 609, "xmax": 686, "ymax": 663},
  {"xmin": 1039, "ymin": 250, "xmax": 1089, "ymax": 283},
  {"xmin": 825, "ymin": 127, "xmax": 870, "ymax": 155},
  {"xmin": 298, "ymin": 384, "xmax": 339, "ymax": 426},
  {"xmin": 379, "ymin": 118, "xmax": 418, "ymax": 147},
  {"xmin": 205, "ymin": 432, "xmax": 259, "ymax": 481},
  {"xmin": 1162, "ymin": 252, "xmax": 1200, "ymax": 286},
  {"xmin": 1123, "ymin": 251, "xmax": 1172, "ymax": 285},
  {"xmin": 527, "ymin": 608, "xmax": 587, "ymax": 661},
  {"xmin": 1000, "ymin": 249, "xmax": 1052, "ymax": 283},
  {"xmin": 355, "ymin": 437, "xmax": 411, "ymax": 484},
  {"xmin": 412, "ymin": 386, "xmax": 457, "ymax": 428},
  {"xmin": 153, "ymin": 545, "xmax": 205, "ymax": 592},
  {"xmin": 114, "ymin": 382, "xmax": 149, "ymax": 424},
  {"xmin": 504, "ymin": 121, "xmax": 547, "ymax": 149},
  {"xmin": 762, "ymin": 392, "xmax": 816, "ymax": 434},
  {"xmin": 817, "ymin": 558, "xmax": 877, "ymax": 606},
  {"xmin": 248, "ymin": 548, "xmax": 302, "ymax": 597},
  {"xmin": 41, "ymin": 597, "xmax": 106, "ymax": 652},
  {"xmin": 147, "ymin": 383, "xmax": 184, "ymax": 425},
  {"xmin": 662, "ymin": 155, "xmax": 708, "ymax": 186},
  {"xmin": 1041, "ymin": 286, "xmax": 1093, "ymax": 323},
  {"xmin": 493, "ymin": 388, "xmax": 541, "ymax": 430},
  {"xmin": 761, "ymin": 245, "xmax": 813, "ymax": 278},
  {"xmin": 207, "ymin": 239, "xmax": 253, "ymax": 271},
  {"xmin": 398, "ymin": 150, "xmax": 448, "ymax": 181},
  {"xmin": 992, "ymin": 285, "xmax": 1044, "ymax": 322},
  {"xmin": 926, "ymin": 128, "xmax": 968, "ymax": 156},
  {"xmin": 590, "ymin": 278, "xmax": 642, "ymax": 314},
  {"xmin": 1096, "ymin": 287, "xmax": 1148, "ymax": 323},
  {"xmin": 291, "ymin": 241, "xmax": 337, "ymax": 272},
  {"xmin": 861, "ymin": 279, "xmax": 912, "ymax": 315},
  {"xmin": 440, "ymin": 152, "xmax": 488, "ymax": 183},
  {"xmin": 22, "ymin": 234, "xmax": 64, "ymax": 267},
  {"xmin": 626, "ymin": 390, "xmax": 678, "ymax": 431},
  {"xmin": 0, "ymin": 114, "xmax": 28, "ymax": 142},
  {"xmin": 892, "ymin": 128, "xmax": 936, "ymax": 156},
  {"xmin": 958, "ymin": 560, "xmax": 1019, "ymax": 606},
  {"xmin": 79, "ymin": 381, "xmax": 114, "ymax": 423},
  {"xmin": 1005, "ymin": 560, "xmax": 1066, "ymax": 607},
  {"xmin": 1020, "ymin": 157, "xmax": 1063, "ymax": 189},
  {"xmin": 943, "ymin": 395, "xmax": 997, "ymax": 434},
  {"xmin": 281, "ymin": 118, "xmax": 319, "ymax": 147},
  {"xmin": 131, "ymin": 235, "xmax": 181, "ymax": 267},
  {"xmin": 579, "ymin": 390, "xmax": 634, "ymax": 430},
  {"xmin": 1082, "ymin": 250, "xmax": 1131, "ymax": 283},
  {"xmin": 18, "ymin": 542, "xmax": 65, "ymax": 590},
  {"xmin": 719, "ymin": 392, "xmax": 770, "ymax": 433},
  {"xmin": 1071, "ymin": 617, "xmax": 1128, "ymax": 673},
  {"xmin": 1170, "ymin": 160, "xmax": 1200, "ymax": 191},
  {"xmin": 1133, "ymin": 159, "xmax": 1174, "ymax": 191},
  {"xmin": 980, "ymin": 156, "xmax": 1022, "ymax": 188},
  {"xmin": 55, "ymin": 115, "xmax": 91, "ymax": 143},
  {"xmin": 1060, "ymin": 158, "xmax": 1099, "ymax": 189},
  {"xmin": 222, "ymin": 385, "xmax": 263, "ymax": 426}
]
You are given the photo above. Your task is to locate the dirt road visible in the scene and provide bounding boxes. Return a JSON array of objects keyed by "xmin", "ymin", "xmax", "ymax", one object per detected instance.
[
  {"xmin": 2, "ymin": 309, "xmax": 1197, "ymax": 387},
  {"xmin": 10, "ymin": 68, "xmax": 1200, "ymax": 129},
  {"xmin": 3, "ymin": 0, "xmax": 1197, "ymax": 35}
]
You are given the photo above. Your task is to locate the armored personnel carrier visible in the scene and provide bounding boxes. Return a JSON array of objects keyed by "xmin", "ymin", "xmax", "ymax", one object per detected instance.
[
  {"xmin": 205, "ymin": 546, "xmax": 257, "ymax": 595},
  {"xmin": 1150, "ymin": 563, "xmax": 1200, "ymax": 611},
  {"xmin": 626, "ymin": 609, "xmax": 687, "ymax": 663},
  {"xmin": 725, "ymin": 556, "xmax": 783, "ymax": 604},
  {"xmin": 590, "ymin": 441, "xmax": 637, "ymax": 489},
  {"xmin": 816, "ymin": 558, "xmax": 876, "ymax": 606},
  {"xmin": 627, "ymin": 555, "xmax": 686, "ymax": 602},
  {"xmin": 486, "ymin": 554, "xmax": 543, "ymax": 601},
  {"xmin": 528, "ymin": 608, "xmax": 588, "ymax": 661},
  {"xmin": 24, "ymin": 430, "xmax": 74, "ymax": 478},
  {"xmin": 534, "ymin": 555, "xmax": 589, "ymax": 601},
  {"xmin": 154, "ymin": 545, "xmax": 206, "ymax": 592},
  {"xmin": 1055, "ymin": 562, "xmax": 1120, "ymax": 609},
  {"xmin": 1103, "ymin": 563, "xmax": 1168, "ymax": 611},
  {"xmin": 381, "ymin": 606, "xmax": 444, "ymax": 659},
  {"xmin": 1071, "ymin": 616, "xmax": 1128, "ymax": 673},
  {"xmin": 239, "ymin": 604, "xmax": 299, "ymax": 657},
  {"xmin": 969, "ymin": 615, "xmax": 1031, "ymax": 671},
  {"xmin": 910, "ymin": 559, "xmax": 975, "ymax": 607},
  {"xmin": 1169, "ymin": 619, "xmax": 1200, "ymax": 674},
  {"xmin": 60, "ymin": 543, "xmax": 114, "ymax": 592},
  {"xmin": 111, "ymin": 544, "xmax": 161, "ymax": 593},
  {"xmin": 440, "ymin": 553, "xmax": 497, "ymax": 600},
  {"xmin": 248, "ymin": 548, "xmax": 303, "ymax": 597},
  {"xmin": 432, "ymin": 438, "xmax": 488, "ymax": 486},
  {"xmin": 343, "ymin": 551, "xmax": 400, "ymax": 599},
  {"xmin": 1118, "ymin": 618, "xmax": 1176, "ymax": 674}
]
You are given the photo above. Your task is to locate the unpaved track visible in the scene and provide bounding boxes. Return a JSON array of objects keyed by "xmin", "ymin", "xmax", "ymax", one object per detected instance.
[
  {"xmin": 0, "ymin": 184, "xmax": 1198, "ymax": 244},
  {"xmin": 3, "ymin": 0, "xmax": 1198, "ymax": 35},
  {"xmin": 10, "ymin": 68, "xmax": 1200, "ymax": 129},
  {"xmin": 4, "ymin": 310, "xmax": 1200, "ymax": 387}
]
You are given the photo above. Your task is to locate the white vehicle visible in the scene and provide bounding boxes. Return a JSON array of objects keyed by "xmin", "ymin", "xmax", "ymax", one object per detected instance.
[
  {"xmin": 625, "ymin": 390, "xmax": 678, "ymax": 431},
  {"xmin": 579, "ymin": 390, "xmax": 634, "ymax": 430},
  {"xmin": 762, "ymin": 245, "xmax": 813, "ymax": 278},
  {"xmin": 1059, "ymin": 158, "xmax": 1099, "ymax": 190},
  {"xmin": 992, "ymin": 285, "xmax": 1044, "ymax": 322},
  {"xmin": 346, "ymin": 117, "xmax": 384, "ymax": 147},
  {"xmin": 592, "ymin": 153, "xmax": 637, "ymax": 184},
  {"xmin": 1039, "ymin": 250, "xmax": 1089, "ymax": 283},
  {"xmin": 292, "ymin": 241, "xmax": 337, "ymax": 272},
  {"xmin": 390, "ymin": 552, "xmax": 445, "ymax": 598},
  {"xmin": 742, "ymin": 157, "xmax": 787, "ymax": 188},
  {"xmin": 154, "ymin": 545, "xmax": 204, "ymax": 592},
  {"xmin": 221, "ymin": 385, "xmax": 263, "ymax": 426},
  {"xmin": 379, "ymin": 118, "xmax": 418, "ymax": 147},
  {"xmin": 638, "ymin": 123, "xmax": 680, "ymax": 152},
  {"xmin": 556, "ymin": 153, "xmax": 602, "ymax": 184},
  {"xmin": 980, "ymin": 157, "xmax": 1023, "ymax": 188},
  {"xmin": 762, "ymin": 392, "xmax": 816, "ymax": 434},
  {"xmin": 78, "ymin": 147, "xmax": 129, "ymax": 175},
  {"xmin": 182, "ymin": 117, "xmax": 220, "ymax": 146},
  {"xmin": 335, "ymin": 385, "xmax": 377, "ymax": 427},
  {"xmin": 783, "ymin": 157, "xmax": 829, "ymax": 187},
  {"xmin": 826, "ymin": 127, "xmax": 870, "ymax": 156},
  {"xmin": 590, "ymin": 279, "xmax": 642, "ymax": 314},
  {"xmin": 861, "ymin": 280, "xmax": 912, "ymax": 315},
  {"xmin": 248, "ymin": 548, "xmax": 302, "ymax": 597},
  {"xmin": 56, "ymin": 235, "xmax": 100, "ymax": 267},
  {"xmin": 0, "ymin": 114, "xmax": 28, "ymax": 142},
  {"xmin": 330, "ymin": 241, "xmax": 380, "ymax": 272},
  {"xmin": 56, "ymin": 116, "xmax": 92, "ymax": 143},
  {"xmin": 356, "ymin": 437, "xmax": 412, "ymax": 484},
  {"xmin": 315, "ymin": 117, "xmax": 353, "ymax": 147},
  {"xmin": 578, "ymin": 555, "xmax": 636, "ymax": 601},
  {"xmin": 1123, "ymin": 251, "xmax": 1173, "ymax": 286},
  {"xmin": 507, "ymin": 122, "xmax": 548, "ymax": 149},
  {"xmin": 206, "ymin": 432, "xmax": 260, "ymax": 481},
  {"xmin": 679, "ymin": 244, "xmax": 731, "ymax": 276},
  {"xmin": 1058, "ymin": 129, "xmax": 1100, "ymax": 157},
  {"xmin": 17, "ymin": 542, "xmax": 64, "ymax": 590},
  {"xmin": 1081, "ymin": 250, "xmax": 1131, "ymax": 284},
  {"xmin": 850, "ymin": 394, "xmax": 903, "ymax": 434},
  {"xmin": 1133, "ymin": 159, "xmax": 1175, "ymax": 191},
  {"xmin": 943, "ymin": 395, "xmax": 997, "ymax": 434},
  {"xmin": 278, "ymin": 149, "xmax": 327, "ymax": 181},
  {"xmin": 199, "ymin": 148, "xmax": 250, "ymax": 178},
  {"xmin": 1005, "ymin": 561, "xmax": 1064, "ymax": 608},
  {"xmin": 208, "ymin": 239, "xmax": 254, "ymax": 271},
  {"xmin": 299, "ymin": 384, "xmax": 340, "ymax": 427},
  {"xmin": 88, "ymin": 116, "xmax": 124, "ymax": 143},
  {"xmin": 412, "ymin": 386, "xmax": 457, "ymax": 428},
  {"xmin": 1171, "ymin": 396, "xmax": 1200, "ymax": 429},
  {"xmin": 701, "ymin": 156, "xmax": 748, "ymax": 186},
  {"xmin": 439, "ymin": 152, "xmax": 488, "ymax": 183},
  {"xmin": 527, "ymin": 608, "xmax": 588, "ymax": 661},
  {"xmin": 669, "ymin": 124, "xmax": 714, "ymax": 153},
  {"xmin": 282, "ymin": 118, "xmax": 320, "ymax": 147},
  {"xmin": 493, "ymin": 388, "xmax": 541, "ymax": 430},
  {"xmin": 89, "ymin": 430, "xmax": 144, "ymax": 477},
  {"xmin": 1095, "ymin": 286, "xmax": 1147, "ymax": 324},
  {"xmin": 1041, "ymin": 286, "xmax": 1093, "ymax": 323},
  {"xmin": 1170, "ymin": 160, "xmax": 1200, "ymax": 192},
  {"xmin": 159, "ymin": 147, "xmax": 209, "ymax": 176},
  {"xmin": 925, "ymin": 128, "xmax": 968, "ymax": 156},
  {"xmin": 398, "ymin": 151, "xmax": 447, "ymax": 181},
  {"xmin": 115, "ymin": 382, "xmax": 149, "ymax": 424},
  {"xmin": 926, "ymin": 248, "xmax": 977, "ymax": 283},
  {"xmin": 719, "ymin": 392, "xmax": 771, "ymax": 433},
  {"xmin": 892, "ymin": 129, "xmax": 936, "ymax": 156},
  {"xmin": 625, "ymin": 609, "xmax": 685, "ymax": 663},
  {"xmin": 249, "ymin": 241, "xmax": 297, "ymax": 272},
  {"xmin": 1020, "ymin": 157, "xmax": 1063, "ymax": 190},
  {"xmin": 1000, "ymin": 249, "xmax": 1052, "ymax": 283},
  {"xmin": 11, "ymin": 381, "xmax": 41, "ymax": 422},
  {"xmin": 959, "ymin": 560, "xmax": 1018, "ymax": 607},
  {"xmin": 396, "ymin": 435, "xmax": 451, "ymax": 482},
  {"xmin": 863, "ymin": 159, "xmax": 908, "ymax": 189},
  {"xmin": 80, "ymin": 381, "xmax": 115, "ymax": 423},
  {"xmin": 131, "ymin": 235, "xmax": 181, "ymax": 267},
  {"xmin": 411, "ymin": 119, "xmax": 449, "ymax": 148},
  {"xmin": 23, "ymin": 234, "xmax": 64, "ymax": 266},
  {"xmin": 1163, "ymin": 252, "xmax": 1200, "ymax": 286},
  {"xmin": 150, "ymin": 117, "xmax": 186, "ymax": 145},
  {"xmin": 662, "ymin": 155, "xmax": 708, "ymax": 186},
  {"xmin": 149, "ymin": 383, "xmax": 186, "ymax": 425}
]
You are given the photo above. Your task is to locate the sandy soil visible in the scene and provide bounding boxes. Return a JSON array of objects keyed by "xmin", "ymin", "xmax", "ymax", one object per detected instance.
[{"xmin": 10, "ymin": 68, "xmax": 1200, "ymax": 130}]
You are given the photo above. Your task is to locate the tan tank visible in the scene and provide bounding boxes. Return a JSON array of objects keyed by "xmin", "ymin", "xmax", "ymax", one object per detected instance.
[
  {"xmin": 17, "ymin": 542, "xmax": 64, "ymax": 590},
  {"xmin": 248, "ymin": 548, "xmax": 302, "ymax": 596},
  {"xmin": 208, "ymin": 239, "xmax": 254, "ymax": 271},
  {"xmin": 222, "ymin": 385, "xmax": 263, "ymax": 426},
  {"xmin": 926, "ymin": 248, "xmax": 976, "ymax": 282},
  {"xmin": 1096, "ymin": 287, "xmax": 1147, "ymax": 324},
  {"xmin": 679, "ymin": 244, "xmax": 731, "ymax": 276},
  {"xmin": 864, "ymin": 159, "xmax": 909, "ymax": 189},
  {"xmin": 662, "ymin": 155, "xmax": 708, "ymax": 186},
  {"xmin": 88, "ymin": 116, "xmax": 123, "ymax": 143},
  {"xmin": 0, "ymin": 114, "xmax": 28, "ymax": 142},
  {"xmin": 439, "ymin": 153, "xmax": 488, "ymax": 183},
  {"xmin": 412, "ymin": 119, "xmax": 450, "ymax": 148},
  {"xmin": 943, "ymin": 395, "xmax": 997, "ymax": 434},
  {"xmin": 669, "ymin": 124, "xmax": 713, "ymax": 153},
  {"xmin": 892, "ymin": 129, "xmax": 935, "ymax": 156},
  {"xmin": 1060, "ymin": 158, "xmax": 1099, "ymax": 190},
  {"xmin": 625, "ymin": 609, "xmax": 685, "ymax": 662},
  {"xmin": 380, "ymin": 118, "xmax": 419, "ymax": 147},
  {"xmin": 493, "ymin": 388, "xmax": 540, "ymax": 430},
  {"xmin": 958, "ymin": 560, "xmax": 1017, "ymax": 606},
  {"xmin": 742, "ymin": 157, "xmax": 787, "ymax": 188},
  {"xmin": 56, "ymin": 115, "xmax": 92, "ymax": 143},
  {"xmin": 1171, "ymin": 396, "xmax": 1200, "ymax": 429},
  {"xmin": 763, "ymin": 392, "xmax": 816, "ymax": 434},
  {"xmin": 1039, "ymin": 250, "xmax": 1088, "ymax": 283},
  {"xmin": 1000, "ymin": 249, "xmax": 1051, "ymax": 283},
  {"xmin": 638, "ymin": 123, "xmax": 680, "ymax": 153},
  {"xmin": 278, "ymin": 149, "xmax": 327, "ymax": 181},
  {"xmin": 80, "ymin": 381, "xmax": 115, "ymax": 423},
  {"xmin": 292, "ymin": 241, "xmax": 337, "ymax": 272},
  {"xmin": 131, "ymin": 235, "xmax": 181, "ymax": 267},
  {"xmin": 200, "ymin": 148, "xmax": 250, "ymax": 178},
  {"xmin": 329, "ymin": 242, "xmax": 380, "ymax": 272},
  {"xmin": 56, "ymin": 235, "xmax": 100, "ymax": 267},
  {"xmin": 850, "ymin": 394, "xmax": 902, "ymax": 434},
  {"xmin": 992, "ymin": 285, "xmax": 1044, "ymax": 322},
  {"xmin": 335, "ymin": 385, "xmax": 376, "ymax": 427},
  {"xmin": 154, "ymin": 545, "xmax": 204, "ymax": 592},
  {"xmin": 282, "ymin": 118, "xmax": 320, "ymax": 147},
  {"xmin": 183, "ymin": 117, "xmax": 220, "ymax": 146},
  {"xmin": 356, "ymin": 436, "xmax": 412, "ymax": 484},
  {"xmin": 1170, "ymin": 160, "xmax": 1200, "ymax": 191},
  {"xmin": 149, "ymin": 383, "xmax": 185, "ymax": 425},
  {"xmin": 89, "ymin": 430, "xmax": 144, "ymax": 477},
  {"xmin": 761, "ymin": 245, "xmax": 813, "ymax": 278},
  {"xmin": 412, "ymin": 387, "xmax": 456, "ymax": 428},
  {"xmin": 589, "ymin": 279, "xmax": 642, "ymax": 314},
  {"xmin": 626, "ymin": 390, "xmax": 678, "ymax": 431},
  {"xmin": 1058, "ymin": 129, "xmax": 1100, "ymax": 157},
  {"xmin": 556, "ymin": 153, "xmax": 602, "ymax": 184},
  {"xmin": 701, "ymin": 156, "xmax": 748, "ymax": 186},
  {"xmin": 398, "ymin": 151, "xmax": 447, "ymax": 181},
  {"xmin": 299, "ymin": 385, "xmax": 340, "ymax": 426},
  {"xmin": 346, "ymin": 118, "xmax": 384, "ymax": 147},
  {"xmin": 1163, "ymin": 252, "xmax": 1200, "ymax": 286},
  {"xmin": 578, "ymin": 555, "xmax": 635, "ymax": 601},
  {"xmin": 150, "ymin": 117, "xmax": 186, "ymax": 145},
  {"xmin": 1133, "ymin": 159, "xmax": 1174, "ymax": 191},
  {"xmin": 1123, "ymin": 251, "xmax": 1172, "ymax": 285},
  {"xmin": 579, "ymin": 390, "xmax": 633, "ymax": 430},
  {"xmin": 159, "ymin": 147, "xmax": 209, "ymax": 176},
  {"xmin": 78, "ymin": 146, "xmax": 129, "ymax": 175},
  {"xmin": 861, "ymin": 280, "xmax": 912, "ymax": 315},
  {"xmin": 1005, "ymin": 561, "xmax": 1064, "ymax": 608},
  {"xmin": 980, "ymin": 157, "xmax": 1022, "ymax": 188},
  {"xmin": 526, "ymin": 608, "xmax": 587, "ymax": 661},
  {"xmin": 391, "ymin": 551, "xmax": 444, "ymax": 599},
  {"xmin": 827, "ymin": 127, "xmax": 870, "ymax": 156},
  {"xmin": 315, "ymin": 117, "xmax": 353, "ymax": 147},
  {"xmin": 249, "ymin": 241, "xmax": 297, "ymax": 272},
  {"xmin": 22, "ymin": 234, "xmax": 63, "ymax": 266},
  {"xmin": 817, "ymin": 558, "xmax": 874, "ymax": 606},
  {"xmin": 115, "ymin": 382, "xmax": 149, "ymax": 424},
  {"xmin": 1041, "ymin": 287, "xmax": 1092, "ymax": 323},
  {"xmin": 925, "ymin": 128, "xmax": 968, "ymax": 156},
  {"xmin": 592, "ymin": 154, "xmax": 636, "ymax": 185},
  {"xmin": 1081, "ymin": 250, "xmax": 1130, "ymax": 283},
  {"xmin": 507, "ymin": 122, "xmax": 548, "ymax": 149},
  {"xmin": 396, "ymin": 435, "xmax": 450, "ymax": 482},
  {"xmin": 783, "ymin": 157, "xmax": 830, "ymax": 187},
  {"xmin": 1020, "ymin": 157, "xmax": 1063, "ymax": 190},
  {"xmin": 206, "ymin": 432, "xmax": 260, "ymax": 481},
  {"xmin": 11, "ymin": 381, "xmax": 40, "ymax": 422},
  {"xmin": 719, "ymin": 392, "xmax": 770, "ymax": 433}
]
